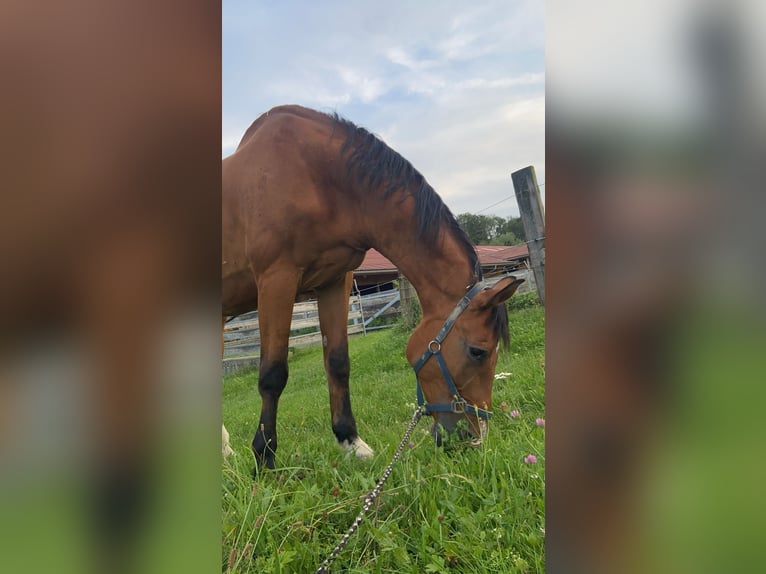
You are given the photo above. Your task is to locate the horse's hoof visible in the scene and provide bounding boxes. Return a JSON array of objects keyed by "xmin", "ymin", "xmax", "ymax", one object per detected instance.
[
  {"xmin": 252, "ymin": 459, "xmax": 275, "ymax": 479},
  {"xmin": 222, "ymin": 425, "xmax": 234, "ymax": 457},
  {"xmin": 339, "ymin": 437, "xmax": 374, "ymax": 459},
  {"xmin": 252, "ymin": 450, "xmax": 276, "ymax": 475}
]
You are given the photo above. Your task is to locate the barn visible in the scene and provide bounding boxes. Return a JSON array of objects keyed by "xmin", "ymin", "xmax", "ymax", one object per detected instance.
[{"xmin": 352, "ymin": 244, "xmax": 534, "ymax": 295}]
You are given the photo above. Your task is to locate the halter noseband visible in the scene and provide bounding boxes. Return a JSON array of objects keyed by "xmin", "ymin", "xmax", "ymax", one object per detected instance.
[{"xmin": 412, "ymin": 281, "xmax": 493, "ymax": 420}]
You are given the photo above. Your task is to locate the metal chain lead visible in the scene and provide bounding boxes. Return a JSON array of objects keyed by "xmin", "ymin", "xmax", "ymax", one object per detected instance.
[{"xmin": 316, "ymin": 407, "xmax": 424, "ymax": 574}]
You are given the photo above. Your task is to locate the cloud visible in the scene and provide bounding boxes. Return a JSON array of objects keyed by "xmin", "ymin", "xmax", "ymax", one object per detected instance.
[
  {"xmin": 385, "ymin": 46, "xmax": 439, "ymax": 71},
  {"xmin": 335, "ymin": 66, "xmax": 386, "ymax": 103},
  {"xmin": 455, "ymin": 73, "xmax": 544, "ymax": 90},
  {"xmin": 378, "ymin": 93, "xmax": 545, "ymax": 217},
  {"xmin": 223, "ymin": 0, "xmax": 544, "ymax": 216}
]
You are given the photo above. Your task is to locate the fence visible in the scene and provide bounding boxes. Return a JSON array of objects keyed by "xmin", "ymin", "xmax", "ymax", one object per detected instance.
[
  {"xmin": 222, "ymin": 268, "xmax": 533, "ymax": 374},
  {"xmin": 510, "ymin": 267, "xmax": 536, "ymax": 294},
  {"xmin": 223, "ymin": 289, "xmax": 401, "ymax": 373}
]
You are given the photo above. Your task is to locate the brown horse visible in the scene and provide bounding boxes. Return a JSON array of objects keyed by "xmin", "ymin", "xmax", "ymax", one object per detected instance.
[{"xmin": 222, "ymin": 105, "xmax": 522, "ymax": 468}]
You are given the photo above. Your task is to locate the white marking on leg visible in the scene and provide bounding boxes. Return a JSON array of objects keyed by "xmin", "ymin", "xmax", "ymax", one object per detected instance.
[
  {"xmin": 222, "ymin": 424, "xmax": 234, "ymax": 457},
  {"xmin": 339, "ymin": 436, "xmax": 374, "ymax": 459}
]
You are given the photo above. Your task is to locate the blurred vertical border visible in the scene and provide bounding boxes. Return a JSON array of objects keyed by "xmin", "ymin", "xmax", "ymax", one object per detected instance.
[
  {"xmin": 547, "ymin": 0, "xmax": 766, "ymax": 572},
  {"xmin": 0, "ymin": 2, "xmax": 221, "ymax": 573}
]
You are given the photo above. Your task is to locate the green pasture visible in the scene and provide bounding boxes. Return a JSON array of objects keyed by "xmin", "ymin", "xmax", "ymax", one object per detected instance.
[{"xmin": 222, "ymin": 302, "xmax": 545, "ymax": 573}]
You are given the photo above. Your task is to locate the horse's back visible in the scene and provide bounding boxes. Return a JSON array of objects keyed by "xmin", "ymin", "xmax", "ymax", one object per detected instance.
[
  {"xmin": 222, "ymin": 107, "xmax": 338, "ymax": 236},
  {"xmin": 222, "ymin": 106, "xmax": 360, "ymax": 314},
  {"xmin": 234, "ymin": 105, "xmax": 331, "ymax": 151}
]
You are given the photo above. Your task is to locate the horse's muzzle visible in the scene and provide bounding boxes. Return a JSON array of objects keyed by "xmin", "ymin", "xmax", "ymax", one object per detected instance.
[{"xmin": 430, "ymin": 413, "xmax": 486, "ymax": 446}]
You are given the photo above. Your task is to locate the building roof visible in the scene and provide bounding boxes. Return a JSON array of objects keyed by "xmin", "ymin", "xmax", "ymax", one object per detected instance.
[
  {"xmin": 475, "ymin": 244, "xmax": 529, "ymax": 265},
  {"xmin": 356, "ymin": 249, "xmax": 395, "ymax": 273},
  {"xmin": 355, "ymin": 244, "xmax": 528, "ymax": 274}
]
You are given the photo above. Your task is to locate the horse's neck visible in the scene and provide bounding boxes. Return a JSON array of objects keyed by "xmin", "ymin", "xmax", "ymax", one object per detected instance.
[
  {"xmin": 372, "ymin": 227, "xmax": 476, "ymax": 317},
  {"xmin": 320, "ymin": 127, "xmax": 476, "ymax": 315}
]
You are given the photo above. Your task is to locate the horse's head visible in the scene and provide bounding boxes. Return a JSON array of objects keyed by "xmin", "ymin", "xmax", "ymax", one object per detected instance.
[{"xmin": 407, "ymin": 276, "xmax": 524, "ymax": 443}]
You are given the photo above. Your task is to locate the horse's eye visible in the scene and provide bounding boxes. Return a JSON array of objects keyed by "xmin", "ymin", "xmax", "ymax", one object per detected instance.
[{"xmin": 468, "ymin": 346, "xmax": 489, "ymax": 361}]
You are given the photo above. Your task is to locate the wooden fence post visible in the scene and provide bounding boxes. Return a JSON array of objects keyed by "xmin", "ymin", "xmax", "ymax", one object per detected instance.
[
  {"xmin": 398, "ymin": 275, "xmax": 420, "ymax": 328},
  {"xmin": 512, "ymin": 166, "xmax": 545, "ymax": 305}
]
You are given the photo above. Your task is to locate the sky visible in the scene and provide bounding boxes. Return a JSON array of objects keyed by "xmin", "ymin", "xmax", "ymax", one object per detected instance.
[{"xmin": 223, "ymin": 0, "xmax": 544, "ymax": 219}]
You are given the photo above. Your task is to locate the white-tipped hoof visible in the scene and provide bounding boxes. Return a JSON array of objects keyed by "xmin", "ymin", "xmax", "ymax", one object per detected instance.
[
  {"xmin": 339, "ymin": 437, "xmax": 374, "ymax": 459},
  {"xmin": 222, "ymin": 424, "xmax": 234, "ymax": 458}
]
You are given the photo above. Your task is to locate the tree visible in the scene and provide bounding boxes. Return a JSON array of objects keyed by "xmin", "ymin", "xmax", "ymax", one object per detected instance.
[
  {"xmin": 456, "ymin": 213, "xmax": 491, "ymax": 244},
  {"xmin": 503, "ymin": 217, "xmax": 525, "ymax": 240},
  {"xmin": 490, "ymin": 231, "xmax": 521, "ymax": 246},
  {"xmin": 457, "ymin": 213, "xmax": 525, "ymax": 245}
]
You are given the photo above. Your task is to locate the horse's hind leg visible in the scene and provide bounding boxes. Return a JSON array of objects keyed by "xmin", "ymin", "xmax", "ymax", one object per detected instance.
[
  {"xmin": 221, "ymin": 317, "xmax": 233, "ymax": 457},
  {"xmin": 317, "ymin": 272, "xmax": 373, "ymax": 459},
  {"xmin": 251, "ymin": 268, "xmax": 300, "ymax": 469}
]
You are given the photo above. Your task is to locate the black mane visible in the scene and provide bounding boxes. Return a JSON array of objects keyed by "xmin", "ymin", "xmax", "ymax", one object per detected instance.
[
  {"xmin": 326, "ymin": 111, "xmax": 512, "ymax": 347},
  {"xmin": 329, "ymin": 112, "xmax": 481, "ymax": 281}
]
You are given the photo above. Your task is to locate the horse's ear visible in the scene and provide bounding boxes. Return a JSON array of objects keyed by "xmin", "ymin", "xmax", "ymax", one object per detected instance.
[{"xmin": 475, "ymin": 276, "xmax": 525, "ymax": 309}]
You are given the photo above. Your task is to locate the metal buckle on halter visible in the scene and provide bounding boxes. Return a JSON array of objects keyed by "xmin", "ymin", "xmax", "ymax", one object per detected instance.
[
  {"xmin": 427, "ymin": 340, "xmax": 441, "ymax": 354},
  {"xmin": 451, "ymin": 399, "xmax": 466, "ymax": 413}
]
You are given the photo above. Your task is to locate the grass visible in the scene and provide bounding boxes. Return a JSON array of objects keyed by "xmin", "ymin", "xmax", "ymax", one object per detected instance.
[{"xmin": 222, "ymin": 305, "xmax": 545, "ymax": 573}]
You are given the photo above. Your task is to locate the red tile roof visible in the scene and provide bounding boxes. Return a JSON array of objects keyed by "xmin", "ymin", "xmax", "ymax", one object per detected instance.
[
  {"xmin": 356, "ymin": 245, "xmax": 528, "ymax": 273},
  {"xmin": 357, "ymin": 249, "xmax": 395, "ymax": 272},
  {"xmin": 476, "ymin": 244, "xmax": 529, "ymax": 265}
]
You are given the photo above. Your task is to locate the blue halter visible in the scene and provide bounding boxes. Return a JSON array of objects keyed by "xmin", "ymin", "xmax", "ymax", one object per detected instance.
[{"xmin": 412, "ymin": 282, "xmax": 493, "ymax": 420}]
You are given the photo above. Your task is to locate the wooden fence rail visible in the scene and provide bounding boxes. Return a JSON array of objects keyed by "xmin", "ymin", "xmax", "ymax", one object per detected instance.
[{"xmin": 223, "ymin": 290, "xmax": 401, "ymax": 373}]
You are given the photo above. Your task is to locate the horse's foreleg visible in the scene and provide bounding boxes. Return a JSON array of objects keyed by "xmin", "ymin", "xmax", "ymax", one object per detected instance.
[
  {"xmin": 252, "ymin": 360, "xmax": 288, "ymax": 470},
  {"xmin": 251, "ymin": 268, "xmax": 299, "ymax": 470},
  {"xmin": 317, "ymin": 273, "xmax": 373, "ymax": 459}
]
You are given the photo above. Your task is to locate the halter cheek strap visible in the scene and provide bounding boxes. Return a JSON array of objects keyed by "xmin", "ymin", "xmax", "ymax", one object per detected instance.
[{"xmin": 412, "ymin": 282, "xmax": 493, "ymax": 420}]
